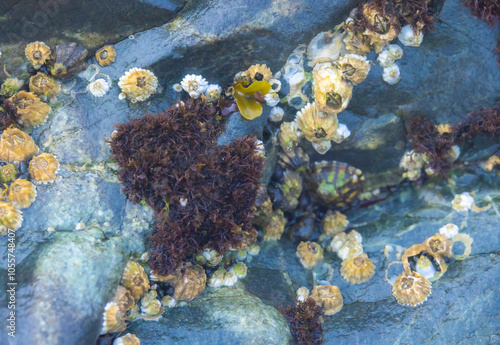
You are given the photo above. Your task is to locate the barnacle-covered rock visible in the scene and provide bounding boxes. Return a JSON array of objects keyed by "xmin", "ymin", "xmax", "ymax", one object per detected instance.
[
  {"xmin": 361, "ymin": 3, "xmax": 401, "ymax": 50},
  {"xmin": 307, "ymin": 30, "xmax": 346, "ymax": 67},
  {"xmin": 295, "ymin": 102, "xmax": 338, "ymax": 143},
  {"xmin": 170, "ymin": 263, "xmax": 206, "ymax": 301},
  {"xmin": 278, "ymin": 121, "xmax": 302, "ymax": 151},
  {"xmin": 262, "ymin": 209, "xmax": 287, "ymax": 241},
  {"xmin": 8, "ymin": 91, "xmax": 51, "ymax": 127},
  {"xmin": 96, "ymin": 45, "xmax": 117, "ymax": 67},
  {"xmin": 87, "ymin": 78, "xmax": 110, "ymax": 98},
  {"xmin": 398, "ymin": 24, "xmax": 424, "ymax": 47},
  {"xmin": 322, "ymin": 210, "xmax": 348, "ymax": 237},
  {"xmin": 296, "ymin": 241, "xmax": 323, "ymax": 269},
  {"xmin": 140, "ymin": 291, "xmax": 163, "ymax": 320},
  {"xmin": 312, "ymin": 63, "xmax": 353, "ymax": 114},
  {"xmin": 101, "ymin": 302, "xmax": 127, "ymax": 334},
  {"xmin": 29, "ymin": 73, "xmax": 61, "ymax": 101},
  {"xmin": 229, "ymin": 262, "xmax": 248, "ymax": 279},
  {"xmin": 28, "ymin": 153, "xmax": 59, "ymax": 184},
  {"xmin": 340, "ymin": 253, "xmax": 375, "ymax": 284},
  {"xmin": 207, "ymin": 268, "xmax": 237, "ymax": 288},
  {"xmin": 113, "ymin": 333, "xmax": 140, "ymax": 345},
  {"xmin": 242, "ymin": 64, "xmax": 273, "ymax": 82},
  {"xmin": 0, "ymin": 202, "xmax": 23, "ymax": 235},
  {"xmin": 0, "ymin": 78, "xmax": 24, "ymax": 98},
  {"xmin": 180, "ymin": 74, "xmax": 208, "ymax": 99},
  {"xmin": 119, "ymin": 67, "xmax": 158, "ymax": 102},
  {"xmin": 305, "ymin": 161, "xmax": 364, "ymax": 207},
  {"xmin": 121, "ymin": 261, "xmax": 150, "ymax": 301},
  {"xmin": 310, "ymin": 285, "xmax": 343, "ymax": 315},
  {"xmin": 280, "ymin": 170, "xmax": 303, "ymax": 211},
  {"xmin": 282, "ymin": 45, "xmax": 309, "ymax": 109},
  {"xmin": 0, "ymin": 128, "xmax": 39, "ymax": 163},
  {"xmin": 25, "ymin": 41, "xmax": 51, "ymax": 69},
  {"xmin": 382, "ymin": 64, "xmax": 401, "ymax": 85},
  {"xmin": 0, "ymin": 164, "xmax": 17, "ymax": 183},
  {"xmin": 336, "ymin": 54, "xmax": 370, "ymax": 85},
  {"xmin": 233, "ymin": 81, "xmax": 272, "ymax": 120},
  {"xmin": 49, "ymin": 42, "xmax": 88, "ymax": 79},
  {"xmin": 392, "ymin": 271, "xmax": 431, "ymax": 306},
  {"xmin": 425, "ymin": 233, "xmax": 452, "ymax": 258},
  {"xmin": 8, "ymin": 179, "xmax": 36, "ymax": 209}
]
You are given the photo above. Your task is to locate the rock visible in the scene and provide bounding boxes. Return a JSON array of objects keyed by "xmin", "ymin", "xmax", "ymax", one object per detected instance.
[
  {"xmin": 127, "ymin": 286, "xmax": 292, "ymax": 345},
  {"xmin": 0, "ymin": 228, "xmax": 127, "ymax": 345}
]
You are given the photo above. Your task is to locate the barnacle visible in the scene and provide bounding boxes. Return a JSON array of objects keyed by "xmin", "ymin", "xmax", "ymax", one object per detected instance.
[
  {"xmin": 264, "ymin": 92, "xmax": 280, "ymax": 107},
  {"xmin": 269, "ymin": 106, "xmax": 285, "ymax": 122},
  {"xmin": 439, "ymin": 223, "xmax": 459, "ymax": 239},
  {"xmin": 242, "ymin": 64, "xmax": 273, "ymax": 82},
  {"xmin": 425, "ymin": 233, "xmax": 452, "ymax": 258},
  {"xmin": 280, "ymin": 170, "xmax": 303, "ymax": 211},
  {"xmin": 113, "ymin": 286, "xmax": 135, "ymax": 313},
  {"xmin": 180, "ymin": 74, "xmax": 208, "ymax": 99},
  {"xmin": 29, "ymin": 72, "xmax": 61, "ymax": 101},
  {"xmin": 278, "ymin": 121, "xmax": 302, "ymax": 152},
  {"xmin": 113, "ymin": 333, "xmax": 140, "ymax": 345},
  {"xmin": 28, "ymin": 153, "xmax": 59, "ymax": 184},
  {"xmin": 49, "ymin": 42, "xmax": 88, "ymax": 79},
  {"xmin": 296, "ymin": 286, "xmax": 310, "ymax": 302},
  {"xmin": 161, "ymin": 295, "xmax": 176, "ymax": 308},
  {"xmin": 400, "ymin": 150, "xmax": 425, "ymax": 181},
  {"xmin": 205, "ymin": 84, "xmax": 222, "ymax": 102},
  {"xmin": 311, "ymin": 140, "xmax": 332, "ymax": 155},
  {"xmin": 169, "ymin": 263, "xmax": 206, "ymax": 301},
  {"xmin": 361, "ymin": 3, "xmax": 401, "ymax": 50},
  {"xmin": 0, "ymin": 202, "xmax": 23, "ymax": 235},
  {"xmin": 100, "ymin": 302, "xmax": 126, "ymax": 334},
  {"xmin": 0, "ymin": 164, "xmax": 17, "ymax": 183},
  {"xmin": 233, "ymin": 81, "xmax": 272, "ymax": 120},
  {"xmin": 382, "ymin": 64, "xmax": 401, "ymax": 85},
  {"xmin": 87, "ymin": 78, "xmax": 110, "ymax": 97},
  {"xmin": 262, "ymin": 210, "xmax": 287, "ymax": 241},
  {"xmin": 312, "ymin": 63, "xmax": 353, "ymax": 113},
  {"xmin": 196, "ymin": 248, "xmax": 223, "ymax": 267},
  {"xmin": 0, "ymin": 78, "xmax": 24, "ymax": 98},
  {"xmin": 282, "ymin": 45, "xmax": 309, "ymax": 109},
  {"xmin": 343, "ymin": 30, "xmax": 371, "ymax": 56},
  {"xmin": 118, "ymin": 67, "xmax": 158, "ymax": 102},
  {"xmin": 25, "ymin": 42, "xmax": 51, "ymax": 69},
  {"xmin": 337, "ymin": 239, "xmax": 364, "ymax": 260},
  {"xmin": 229, "ymin": 262, "xmax": 248, "ymax": 279},
  {"xmin": 295, "ymin": 102, "xmax": 338, "ymax": 143},
  {"xmin": 8, "ymin": 91, "xmax": 51, "ymax": 127},
  {"xmin": 336, "ymin": 54, "xmax": 370, "ymax": 85},
  {"xmin": 310, "ymin": 285, "xmax": 343, "ymax": 315},
  {"xmin": 8, "ymin": 179, "xmax": 36, "ymax": 209},
  {"xmin": 392, "ymin": 271, "xmax": 431, "ymax": 306},
  {"xmin": 452, "ymin": 233, "xmax": 473, "ymax": 260},
  {"xmin": 140, "ymin": 291, "xmax": 163, "ymax": 320},
  {"xmin": 322, "ymin": 210, "xmax": 349, "ymax": 237},
  {"xmin": 296, "ymin": 241, "xmax": 324, "ymax": 269},
  {"xmin": 207, "ymin": 268, "xmax": 237, "ymax": 288},
  {"xmin": 451, "ymin": 192, "xmax": 474, "ymax": 212},
  {"xmin": 0, "ymin": 128, "xmax": 39, "ymax": 163},
  {"xmin": 278, "ymin": 146, "xmax": 310, "ymax": 171},
  {"xmin": 121, "ymin": 261, "xmax": 150, "ymax": 300},
  {"xmin": 96, "ymin": 45, "xmax": 117, "ymax": 67},
  {"xmin": 307, "ymin": 30, "xmax": 346, "ymax": 67},
  {"xmin": 398, "ymin": 25, "xmax": 424, "ymax": 47},
  {"xmin": 340, "ymin": 253, "xmax": 375, "ymax": 284}
]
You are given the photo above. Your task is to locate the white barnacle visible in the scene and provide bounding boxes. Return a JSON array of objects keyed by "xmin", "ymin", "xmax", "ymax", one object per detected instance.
[
  {"xmin": 439, "ymin": 223, "xmax": 459, "ymax": 239},
  {"xmin": 332, "ymin": 123, "xmax": 351, "ymax": 143},
  {"xmin": 204, "ymin": 84, "xmax": 222, "ymax": 102},
  {"xmin": 377, "ymin": 44, "xmax": 403, "ymax": 68},
  {"xmin": 180, "ymin": 74, "xmax": 208, "ymax": 99},
  {"xmin": 87, "ymin": 78, "xmax": 110, "ymax": 97},
  {"xmin": 264, "ymin": 92, "xmax": 280, "ymax": 107},
  {"xmin": 452, "ymin": 192, "xmax": 474, "ymax": 212},
  {"xmin": 382, "ymin": 64, "xmax": 401, "ymax": 85},
  {"xmin": 398, "ymin": 25, "xmax": 424, "ymax": 47},
  {"xmin": 172, "ymin": 83, "xmax": 183, "ymax": 92},
  {"xmin": 269, "ymin": 106, "xmax": 285, "ymax": 122},
  {"xmin": 311, "ymin": 140, "xmax": 332, "ymax": 155}
]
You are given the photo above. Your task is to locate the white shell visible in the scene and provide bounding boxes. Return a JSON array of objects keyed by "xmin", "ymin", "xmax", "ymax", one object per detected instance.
[
  {"xmin": 452, "ymin": 192, "xmax": 474, "ymax": 212},
  {"xmin": 173, "ymin": 83, "xmax": 183, "ymax": 92},
  {"xmin": 439, "ymin": 223, "xmax": 459, "ymax": 239},
  {"xmin": 312, "ymin": 140, "xmax": 332, "ymax": 155},
  {"xmin": 205, "ymin": 84, "xmax": 222, "ymax": 102},
  {"xmin": 180, "ymin": 74, "xmax": 208, "ymax": 99},
  {"xmin": 269, "ymin": 106, "xmax": 285, "ymax": 122},
  {"xmin": 382, "ymin": 64, "xmax": 401, "ymax": 85},
  {"xmin": 398, "ymin": 25, "xmax": 424, "ymax": 47},
  {"xmin": 332, "ymin": 123, "xmax": 351, "ymax": 143},
  {"xmin": 87, "ymin": 78, "xmax": 110, "ymax": 97},
  {"xmin": 265, "ymin": 92, "xmax": 280, "ymax": 107}
]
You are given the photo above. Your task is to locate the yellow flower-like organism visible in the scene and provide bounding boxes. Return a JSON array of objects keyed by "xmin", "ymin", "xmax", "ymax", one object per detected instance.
[{"xmin": 233, "ymin": 81, "xmax": 272, "ymax": 120}]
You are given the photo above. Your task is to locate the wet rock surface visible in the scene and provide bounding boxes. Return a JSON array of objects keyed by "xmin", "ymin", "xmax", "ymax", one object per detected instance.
[{"xmin": 0, "ymin": 0, "xmax": 498, "ymax": 344}]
